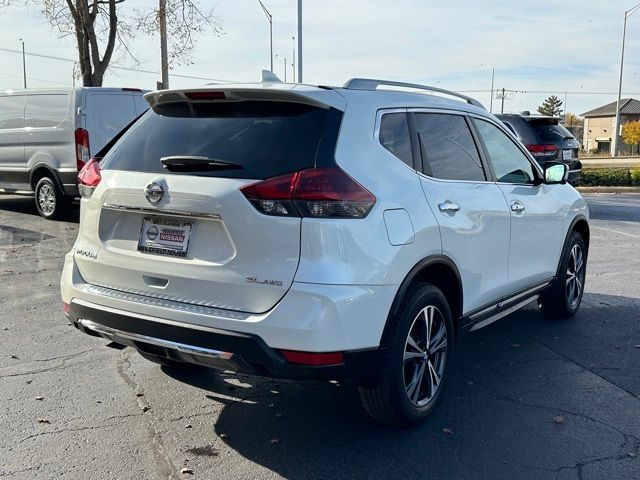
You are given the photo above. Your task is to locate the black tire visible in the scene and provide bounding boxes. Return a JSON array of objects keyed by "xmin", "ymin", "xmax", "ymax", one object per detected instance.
[
  {"xmin": 34, "ymin": 176, "xmax": 69, "ymax": 220},
  {"xmin": 358, "ymin": 284, "xmax": 454, "ymax": 426},
  {"xmin": 541, "ymin": 230, "xmax": 587, "ymax": 319}
]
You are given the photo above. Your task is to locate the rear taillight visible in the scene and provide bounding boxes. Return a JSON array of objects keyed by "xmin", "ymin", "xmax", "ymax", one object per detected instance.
[
  {"xmin": 74, "ymin": 128, "xmax": 90, "ymax": 170},
  {"xmin": 77, "ymin": 157, "xmax": 101, "ymax": 198},
  {"xmin": 526, "ymin": 144, "xmax": 558, "ymax": 157},
  {"xmin": 240, "ymin": 167, "xmax": 376, "ymax": 219}
]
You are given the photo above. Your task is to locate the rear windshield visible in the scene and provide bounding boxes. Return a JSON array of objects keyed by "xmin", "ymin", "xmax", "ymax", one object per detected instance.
[
  {"xmin": 100, "ymin": 101, "xmax": 329, "ymax": 179},
  {"xmin": 527, "ymin": 119, "xmax": 574, "ymax": 142}
]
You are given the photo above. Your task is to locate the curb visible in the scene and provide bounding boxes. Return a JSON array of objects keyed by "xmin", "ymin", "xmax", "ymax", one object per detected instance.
[{"xmin": 577, "ymin": 186, "xmax": 640, "ymax": 194}]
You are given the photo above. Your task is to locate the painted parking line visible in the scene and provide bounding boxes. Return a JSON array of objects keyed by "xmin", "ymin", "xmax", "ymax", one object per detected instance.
[{"xmin": 592, "ymin": 226, "xmax": 639, "ymax": 238}]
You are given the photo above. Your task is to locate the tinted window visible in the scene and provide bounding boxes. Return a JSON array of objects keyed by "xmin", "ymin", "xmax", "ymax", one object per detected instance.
[
  {"xmin": 25, "ymin": 94, "xmax": 69, "ymax": 128},
  {"xmin": 527, "ymin": 119, "xmax": 574, "ymax": 142},
  {"xmin": 413, "ymin": 113, "xmax": 485, "ymax": 181},
  {"xmin": 101, "ymin": 101, "xmax": 329, "ymax": 179},
  {"xmin": 379, "ymin": 112, "xmax": 412, "ymax": 166},
  {"xmin": 474, "ymin": 119, "xmax": 536, "ymax": 184},
  {"xmin": 0, "ymin": 95, "xmax": 25, "ymax": 129}
]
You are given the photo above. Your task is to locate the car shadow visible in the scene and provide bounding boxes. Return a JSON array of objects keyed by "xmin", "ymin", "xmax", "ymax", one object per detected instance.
[
  {"xmin": 0, "ymin": 195, "xmax": 79, "ymax": 223},
  {"xmin": 163, "ymin": 292, "xmax": 640, "ymax": 479}
]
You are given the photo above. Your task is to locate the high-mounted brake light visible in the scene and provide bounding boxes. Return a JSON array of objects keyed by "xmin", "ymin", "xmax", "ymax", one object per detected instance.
[
  {"xmin": 74, "ymin": 128, "xmax": 90, "ymax": 170},
  {"xmin": 526, "ymin": 144, "xmax": 558, "ymax": 157},
  {"xmin": 77, "ymin": 157, "xmax": 102, "ymax": 198},
  {"xmin": 241, "ymin": 167, "xmax": 376, "ymax": 219},
  {"xmin": 185, "ymin": 91, "xmax": 226, "ymax": 100},
  {"xmin": 280, "ymin": 350, "xmax": 345, "ymax": 366}
]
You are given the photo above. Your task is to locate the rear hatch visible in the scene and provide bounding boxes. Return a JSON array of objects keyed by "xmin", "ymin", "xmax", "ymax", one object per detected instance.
[
  {"xmin": 526, "ymin": 118, "xmax": 580, "ymax": 169},
  {"xmin": 75, "ymin": 88, "xmax": 344, "ymax": 314}
]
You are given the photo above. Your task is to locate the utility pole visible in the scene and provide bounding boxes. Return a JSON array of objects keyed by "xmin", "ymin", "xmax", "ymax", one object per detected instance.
[
  {"xmin": 501, "ymin": 88, "xmax": 505, "ymax": 114},
  {"xmin": 258, "ymin": 1, "xmax": 273, "ymax": 72},
  {"xmin": 563, "ymin": 91, "xmax": 567, "ymax": 120},
  {"xmin": 297, "ymin": 0, "xmax": 302, "ymax": 83},
  {"xmin": 19, "ymin": 38, "xmax": 26, "ymax": 89},
  {"xmin": 292, "ymin": 36, "xmax": 296, "ymax": 83},
  {"xmin": 489, "ymin": 68, "xmax": 495, "ymax": 113},
  {"xmin": 614, "ymin": 4, "xmax": 640, "ymax": 157},
  {"xmin": 159, "ymin": 0, "xmax": 169, "ymax": 89}
]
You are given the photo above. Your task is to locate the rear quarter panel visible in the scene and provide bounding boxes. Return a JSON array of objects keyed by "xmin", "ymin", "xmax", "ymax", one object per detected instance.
[{"xmin": 294, "ymin": 98, "xmax": 443, "ymax": 286}]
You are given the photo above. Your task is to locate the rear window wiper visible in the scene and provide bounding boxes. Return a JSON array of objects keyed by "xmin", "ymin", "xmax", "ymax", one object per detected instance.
[{"xmin": 160, "ymin": 156, "xmax": 243, "ymax": 172}]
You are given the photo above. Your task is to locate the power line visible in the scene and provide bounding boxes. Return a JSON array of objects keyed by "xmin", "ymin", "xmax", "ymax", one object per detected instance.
[
  {"xmin": 0, "ymin": 71, "xmax": 69, "ymax": 86},
  {"xmin": 458, "ymin": 88, "xmax": 640, "ymax": 95},
  {"xmin": 0, "ymin": 46, "xmax": 236, "ymax": 83}
]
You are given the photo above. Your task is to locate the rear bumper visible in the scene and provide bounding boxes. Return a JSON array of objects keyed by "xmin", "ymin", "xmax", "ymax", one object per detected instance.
[
  {"xmin": 61, "ymin": 251, "xmax": 395, "ymax": 380},
  {"xmin": 67, "ymin": 301, "xmax": 380, "ymax": 381}
]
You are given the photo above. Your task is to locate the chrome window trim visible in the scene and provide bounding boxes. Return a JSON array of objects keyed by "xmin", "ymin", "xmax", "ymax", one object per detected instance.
[{"xmin": 101, "ymin": 203, "xmax": 221, "ymax": 220}]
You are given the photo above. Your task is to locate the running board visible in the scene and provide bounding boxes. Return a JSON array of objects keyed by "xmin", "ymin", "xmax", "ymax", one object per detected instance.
[{"xmin": 469, "ymin": 295, "xmax": 540, "ymax": 332}]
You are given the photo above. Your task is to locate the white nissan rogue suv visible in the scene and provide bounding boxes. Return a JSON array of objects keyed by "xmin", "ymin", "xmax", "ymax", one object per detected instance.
[{"xmin": 61, "ymin": 78, "xmax": 589, "ymax": 425}]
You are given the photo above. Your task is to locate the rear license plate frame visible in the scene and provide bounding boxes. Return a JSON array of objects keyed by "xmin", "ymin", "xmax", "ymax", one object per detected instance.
[{"xmin": 137, "ymin": 216, "xmax": 193, "ymax": 258}]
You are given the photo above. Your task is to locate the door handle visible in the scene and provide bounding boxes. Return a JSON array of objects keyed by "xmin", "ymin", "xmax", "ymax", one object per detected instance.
[
  {"xmin": 510, "ymin": 201, "xmax": 525, "ymax": 213},
  {"xmin": 438, "ymin": 201, "xmax": 460, "ymax": 213}
]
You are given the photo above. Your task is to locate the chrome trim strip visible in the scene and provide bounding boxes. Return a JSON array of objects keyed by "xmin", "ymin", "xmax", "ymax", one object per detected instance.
[
  {"xmin": 102, "ymin": 203, "xmax": 221, "ymax": 220},
  {"xmin": 78, "ymin": 319, "xmax": 233, "ymax": 359},
  {"xmin": 469, "ymin": 295, "xmax": 540, "ymax": 332},
  {"xmin": 468, "ymin": 280, "xmax": 551, "ymax": 320},
  {"xmin": 84, "ymin": 284, "xmax": 250, "ymax": 320}
]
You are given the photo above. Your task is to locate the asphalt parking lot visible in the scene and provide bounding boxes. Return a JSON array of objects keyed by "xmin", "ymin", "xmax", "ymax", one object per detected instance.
[{"xmin": 1, "ymin": 193, "xmax": 639, "ymax": 480}]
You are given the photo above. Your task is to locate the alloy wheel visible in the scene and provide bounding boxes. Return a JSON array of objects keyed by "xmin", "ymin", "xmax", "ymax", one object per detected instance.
[
  {"xmin": 403, "ymin": 305, "xmax": 448, "ymax": 407},
  {"xmin": 38, "ymin": 183, "xmax": 56, "ymax": 215},
  {"xmin": 566, "ymin": 244, "xmax": 585, "ymax": 308}
]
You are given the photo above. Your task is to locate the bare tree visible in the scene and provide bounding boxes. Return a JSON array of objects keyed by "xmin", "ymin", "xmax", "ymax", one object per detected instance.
[{"xmin": 0, "ymin": 0, "xmax": 221, "ymax": 87}]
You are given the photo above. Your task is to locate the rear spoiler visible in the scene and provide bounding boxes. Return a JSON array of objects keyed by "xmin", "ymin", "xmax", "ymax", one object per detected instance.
[{"xmin": 144, "ymin": 87, "xmax": 345, "ymax": 111}]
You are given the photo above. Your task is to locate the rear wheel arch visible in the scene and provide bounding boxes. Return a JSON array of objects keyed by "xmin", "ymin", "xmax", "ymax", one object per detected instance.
[
  {"xmin": 571, "ymin": 216, "xmax": 590, "ymax": 251},
  {"xmin": 385, "ymin": 255, "xmax": 463, "ymax": 340},
  {"xmin": 29, "ymin": 164, "xmax": 63, "ymax": 193}
]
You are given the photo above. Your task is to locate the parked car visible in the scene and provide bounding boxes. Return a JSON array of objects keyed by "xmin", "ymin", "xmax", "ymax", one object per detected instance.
[
  {"xmin": 495, "ymin": 113, "xmax": 582, "ymax": 186},
  {"xmin": 61, "ymin": 79, "xmax": 590, "ymax": 426},
  {"xmin": 0, "ymin": 87, "xmax": 148, "ymax": 219}
]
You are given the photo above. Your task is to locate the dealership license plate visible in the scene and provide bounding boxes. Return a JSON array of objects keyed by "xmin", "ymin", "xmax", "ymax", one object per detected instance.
[
  {"xmin": 562, "ymin": 149, "xmax": 573, "ymax": 161},
  {"xmin": 137, "ymin": 217, "xmax": 192, "ymax": 257}
]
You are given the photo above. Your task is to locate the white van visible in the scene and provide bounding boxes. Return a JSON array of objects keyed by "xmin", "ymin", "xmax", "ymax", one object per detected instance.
[{"xmin": 0, "ymin": 87, "xmax": 148, "ymax": 218}]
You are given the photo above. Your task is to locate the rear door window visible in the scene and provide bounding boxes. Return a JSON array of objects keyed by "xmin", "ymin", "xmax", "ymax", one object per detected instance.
[
  {"xmin": 413, "ymin": 113, "xmax": 486, "ymax": 181},
  {"xmin": 85, "ymin": 92, "xmax": 138, "ymax": 154},
  {"xmin": 378, "ymin": 112, "xmax": 412, "ymax": 167},
  {"xmin": 528, "ymin": 119, "xmax": 574, "ymax": 141},
  {"xmin": 101, "ymin": 101, "xmax": 330, "ymax": 179},
  {"xmin": 25, "ymin": 94, "xmax": 69, "ymax": 128}
]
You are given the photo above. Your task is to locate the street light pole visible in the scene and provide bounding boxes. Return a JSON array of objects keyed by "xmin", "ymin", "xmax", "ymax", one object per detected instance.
[
  {"xmin": 258, "ymin": 0, "xmax": 273, "ymax": 72},
  {"xmin": 19, "ymin": 38, "xmax": 26, "ymax": 89},
  {"xmin": 297, "ymin": 0, "xmax": 302, "ymax": 83},
  {"xmin": 292, "ymin": 36, "xmax": 296, "ymax": 83},
  {"xmin": 490, "ymin": 68, "xmax": 495, "ymax": 113},
  {"xmin": 613, "ymin": 3, "xmax": 640, "ymax": 157}
]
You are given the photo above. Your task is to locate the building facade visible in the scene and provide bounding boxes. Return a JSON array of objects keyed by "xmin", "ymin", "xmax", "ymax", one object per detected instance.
[{"xmin": 582, "ymin": 98, "xmax": 640, "ymax": 155}]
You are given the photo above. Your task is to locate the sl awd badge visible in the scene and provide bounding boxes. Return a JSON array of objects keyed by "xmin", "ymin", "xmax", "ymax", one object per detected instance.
[{"xmin": 144, "ymin": 181, "xmax": 165, "ymax": 204}]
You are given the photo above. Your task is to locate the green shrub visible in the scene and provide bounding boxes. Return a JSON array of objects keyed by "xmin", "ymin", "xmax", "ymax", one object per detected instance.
[
  {"xmin": 631, "ymin": 166, "xmax": 640, "ymax": 186},
  {"xmin": 581, "ymin": 168, "xmax": 633, "ymax": 186}
]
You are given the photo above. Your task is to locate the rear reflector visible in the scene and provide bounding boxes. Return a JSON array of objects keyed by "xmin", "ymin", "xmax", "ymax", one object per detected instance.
[
  {"xmin": 77, "ymin": 157, "xmax": 102, "ymax": 198},
  {"xmin": 63, "ymin": 302, "xmax": 70, "ymax": 315},
  {"xmin": 241, "ymin": 167, "xmax": 376, "ymax": 218},
  {"xmin": 185, "ymin": 91, "xmax": 226, "ymax": 100},
  {"xmin": 74, "ymin": 128, "xmax": 90, "ymax": 170},
  {"xmin": 280, "ymin": 350, "xmax": 345, "ymax": 366}
]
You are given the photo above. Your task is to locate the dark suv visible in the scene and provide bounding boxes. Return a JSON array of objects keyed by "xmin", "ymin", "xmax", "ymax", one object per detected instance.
[{"xmin": 496, "ymin": 113, "xmax": 581, "ymax": 186}]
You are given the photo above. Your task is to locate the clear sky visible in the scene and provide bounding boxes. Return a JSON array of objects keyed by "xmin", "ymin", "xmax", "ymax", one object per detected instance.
[{"xmin": 0, "ymin": 0, "xmax": 639, "ymax": 116}]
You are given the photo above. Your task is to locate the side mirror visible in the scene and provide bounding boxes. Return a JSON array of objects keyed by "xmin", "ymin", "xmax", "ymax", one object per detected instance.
[{"xmin": 544, "ymin": 162, "xmax": 568, "ymax": 184}]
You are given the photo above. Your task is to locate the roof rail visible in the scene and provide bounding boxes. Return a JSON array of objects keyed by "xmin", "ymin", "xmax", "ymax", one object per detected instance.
[{"xmin": 343, "ymin": 78, "xmax": 485, "ymax": 110}]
